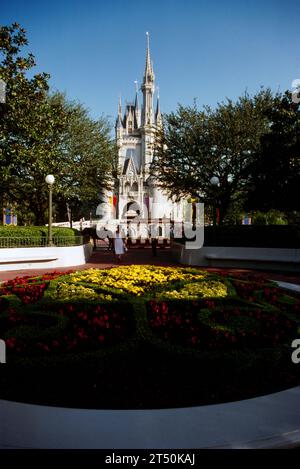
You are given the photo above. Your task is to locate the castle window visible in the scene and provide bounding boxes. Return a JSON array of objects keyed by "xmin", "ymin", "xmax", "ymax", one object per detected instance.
[
  {"xmin": 131, "ymin": 182, "xmax": 138, "ymax": 193},
  {"xmin": 126, "ymin": 148, "xmax": 136, "ymax": 160},
  {"xmin": 125, "ymin": 182, "xmax": 130, "ymax": 194}
]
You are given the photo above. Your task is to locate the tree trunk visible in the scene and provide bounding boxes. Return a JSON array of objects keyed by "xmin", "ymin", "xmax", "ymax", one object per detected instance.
[
  {"xmin": 218, "ymin": 195, "xmax": 231, "ymax": 225},
  {"xmin": 32, "ymin": 201, "xmax": 47, "ymax": 226}
]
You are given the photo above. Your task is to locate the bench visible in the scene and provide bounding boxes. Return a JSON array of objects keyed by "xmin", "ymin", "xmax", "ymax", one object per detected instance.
[
  {"xmin": 205, "ymin": 254, "xmax": 299, "ymax": 264},
  {"xmin": 205, "ymin": 254, "xmax": 299, "ymax": 263},
  {"xmin": 0, "ymin": 256, "xmax": 58, "ymax": 266}
]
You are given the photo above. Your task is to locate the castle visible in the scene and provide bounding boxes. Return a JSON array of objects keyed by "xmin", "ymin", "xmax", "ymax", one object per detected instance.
[{"xmin": 111, "ymin": 33, "xmax": 184, "ymax": 234}]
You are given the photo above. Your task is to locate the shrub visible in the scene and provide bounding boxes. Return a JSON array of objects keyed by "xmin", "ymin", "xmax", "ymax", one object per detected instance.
[
  {"xmin": 147, "ymin": 298, "xmax": 297, "ymax": 350},
  {"xmin": 252, "ymin": 210, "xmax": 288, "ymax": 225},
  {"xmin": 0, "ymin": 225, "xmax": 80, "ymax": 246},
  {"xmin": 0, "ymin": 225, "xmax": 79, "ymax": 237},
  {"xmin": 203, "ymin": 225, "xmax": 300, "ymax": 248}
]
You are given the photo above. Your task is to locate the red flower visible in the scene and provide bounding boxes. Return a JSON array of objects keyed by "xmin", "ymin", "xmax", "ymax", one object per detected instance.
[
  {"xmin": 77, "ymin": 311, "xmax": 88, "ymax": 321},
  {"xmin": 67, "ymin": 339, "xmax": 78, "ymax": 350},
  {"xmin": 6, "ymin": 337, "xmax": 17, "ymax": 349},
  {"xmin": 37, "ymin": 342, "xmax": 50, "ymax": 352},
  {"xmin": 77, "ymin": 328, "xmax": 88, "ymax": 340}
]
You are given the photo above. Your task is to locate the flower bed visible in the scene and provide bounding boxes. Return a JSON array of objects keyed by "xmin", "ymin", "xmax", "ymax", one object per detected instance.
[{"xmin": 0, "ymin": 265, "xmax": 299, "ymax": 409}]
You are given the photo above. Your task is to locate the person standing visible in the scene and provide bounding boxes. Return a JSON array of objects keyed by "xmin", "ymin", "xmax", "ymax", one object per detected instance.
[
  {"xmin": 127, "ymin": 222, "xmax": 135, "ymax": 249},
  {"xmin": 150, "ymin": 223, "xmax": 159, "ymax": 257},
  {"xmin": 170, "ymin": 221, "xmax": 174, "ymax": 239},
  {"xmin": 114, "ymin": 226, "xmax": 126, "ymax": 262},
  {"xmin": 104, "ymin": 227, "xmax": 114, "ymax": 251}
]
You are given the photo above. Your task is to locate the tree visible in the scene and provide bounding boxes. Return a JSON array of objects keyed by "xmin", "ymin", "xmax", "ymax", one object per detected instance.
[
  {"xmin": 152, "ymin": 90, "xmax": 274, "ymax": 224},
  {"xmin": 245, "ymin": 91, "xmax": 300, "ymax": 217},
  {"xmin": 52, "ymin": 93, "xmax": 117, "ymax": 223},
  {"xmin": 0, "ymin": 23, "xmax": 116, "ymax": 225},
  {"xmin": 0, "ymin": 23, "xmax": 68, "ymax": 224}
]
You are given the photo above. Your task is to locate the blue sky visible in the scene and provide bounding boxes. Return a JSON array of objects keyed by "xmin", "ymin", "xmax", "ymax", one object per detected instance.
[{"xmin": 1, "ymin": 0, "xmax": 300, "ymax": 127}]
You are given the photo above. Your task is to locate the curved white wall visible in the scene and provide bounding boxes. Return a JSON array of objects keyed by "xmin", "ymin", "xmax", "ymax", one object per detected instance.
[
  {"xmin": 172, "ymin": 243, "xmax": 300, "ymax": 272},
  {"xmin": 0, "ymin": 243, "xmax": 93, "ymax": 272},
  {"xmin": 1, "ymin": 386, "xmax": 300, "ymax": 448}
]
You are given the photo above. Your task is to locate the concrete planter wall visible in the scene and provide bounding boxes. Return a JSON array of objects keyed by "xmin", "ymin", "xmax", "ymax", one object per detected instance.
[
  {"xmin": 172, "ymin": 242, "xmax": 300, "ymax": 272},
  {"xmin": 1, "ymin": 386, "xmax": 300, "ymax": 448},
  {"xmin": 0, "ymin": 243, "xmax": 93, "ymax": 272}
]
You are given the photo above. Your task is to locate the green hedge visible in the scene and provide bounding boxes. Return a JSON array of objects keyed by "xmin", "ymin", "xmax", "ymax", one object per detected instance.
[
  {"xmin": 204, "ymin": 225, "xmax": 300, "ymax": 248},
  {"xmin": 0, "ymin": 226, "xmax": 81, "ymax": 247},
  {"xmin": 176, "ymin": 225, "xmax": 300, "ymax": 248},
  {"xmin": 0, "ymin": 225, "xmax": 80, "ymax": 239}
]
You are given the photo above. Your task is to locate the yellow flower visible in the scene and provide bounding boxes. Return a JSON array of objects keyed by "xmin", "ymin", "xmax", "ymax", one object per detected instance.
[
  {"xmin": 156, "ymin": 280, "xmax": 228, "ymax": 300},
  {"xmin": 56, "ymin": 265, "xmax": 210, "ymax": 298}
]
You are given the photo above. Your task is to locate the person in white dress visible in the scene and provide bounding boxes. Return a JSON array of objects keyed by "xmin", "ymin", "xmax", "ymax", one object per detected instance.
[{"xmin": 114, "ymin": 226, "xmax": 126, "ymax": 262}]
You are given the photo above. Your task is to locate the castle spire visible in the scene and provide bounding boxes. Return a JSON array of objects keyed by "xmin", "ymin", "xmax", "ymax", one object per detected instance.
[
  {"xmin": 116, "ymin": 95, "xmax": 123, "ymax": 129},
  {"xmin": 134, "ymin": 80, "xmax": 139, "ymax": 109},
  {"xmin": 143, "ymin": 32, "xmax": 154, "ymax": 84},
  {"xmin": 141, "ymin": 32, "xmax": 155, "ymax": 126},
  {"xmin": 118, "ymin": 95, "xmax": 122, "ymax": 116},
  {"xmin": 134, "ymin": 80, "xmax": 140, "ymax": 128},
  {"xmin": 155, "ymin": 86, "xmax": 162, "ymax": 126}
]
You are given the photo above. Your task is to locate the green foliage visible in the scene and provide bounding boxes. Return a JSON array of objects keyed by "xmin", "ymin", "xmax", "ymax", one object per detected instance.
[
  {"xmin": 2, "ymin": 268, "xmax": 297, "ymax": 360},
  {"xmin": 153, "ymin": 90, "xmax": 274, "ymax": 223},
  {"xmin": 52, "ymin": 93, "xmax": 117, "ymax": 222},
  {"xmin": 246, "ymin": 92, "xmax": 300, "ymax": 213},
  {"xmin": 251, "ymin": 210, "xmax": 288, "ymax": 225},
  {"xmin": 0, "ymin": 24, "xmax": 68, "ymax": 224},
  {"xmin": 0, "ymin": 225, "xmax": 79, "ymax": 239},
  {"xmin": 175, "ymin": 224, "xmax": 300, "ymax": 247},
  {"xmin": 0, "ymin": 23, "xmax": 116, "ymax": 225},
  {"xmin": 153, "ymin": 88, "xmax": 300, "ymax": 224},
  {"xmin": 1, "ymin": 268, "xmax": 299, "ymax": 408}
]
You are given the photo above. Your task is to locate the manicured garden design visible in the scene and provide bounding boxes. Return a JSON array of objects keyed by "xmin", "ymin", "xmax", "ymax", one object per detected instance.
[{"xmin": 0, "ymin": 265, "xmax": 299, "ymax": 409}]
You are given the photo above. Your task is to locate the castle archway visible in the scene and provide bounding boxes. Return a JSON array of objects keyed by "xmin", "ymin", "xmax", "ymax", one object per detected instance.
[{"xmin": 122, "ymin": 201, "xmax": 141, "ymax": 220}]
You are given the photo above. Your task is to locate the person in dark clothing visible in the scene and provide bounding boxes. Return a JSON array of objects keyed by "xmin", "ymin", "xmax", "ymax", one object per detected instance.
[
  {"xmin": 149, "ymin": 223, "xmax": 159, "ymax": 257},
  {"xmin": 104, "ymin": 227, "xmax": 114, "ymax": 251},
  {"xmin": 151, "ymin": 237, "xmax": 158, "ymax": 256}
]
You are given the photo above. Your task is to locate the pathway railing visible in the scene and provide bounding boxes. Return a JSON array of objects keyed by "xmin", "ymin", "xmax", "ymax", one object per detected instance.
[{"xmin": 0, "ymin": 236, "xmax": 89, "ymax": 248}]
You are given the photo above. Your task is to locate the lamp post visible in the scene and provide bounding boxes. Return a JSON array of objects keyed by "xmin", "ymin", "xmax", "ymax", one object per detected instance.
[
  {"xmin": 45, "ymin": 174, "xmax": 55, "ymax": 246},
  {"xmin": 210, "ymin": 176, "xmax": 219, "ymax": 227}
]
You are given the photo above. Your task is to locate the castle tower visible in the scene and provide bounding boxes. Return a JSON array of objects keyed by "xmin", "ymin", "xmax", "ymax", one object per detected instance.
[
  {"xmin": 113, "ymin": 33, "xmax": 183, "ymax": 229},
  {"xmin": 141, "ymin": 32, "xmax": 155, "ymax": 127}
]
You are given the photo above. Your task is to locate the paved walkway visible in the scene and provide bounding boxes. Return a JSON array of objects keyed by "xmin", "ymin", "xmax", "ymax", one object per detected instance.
[{"xmin": 0, "ymin": 246, "xmax": 300, "ymax": 284}]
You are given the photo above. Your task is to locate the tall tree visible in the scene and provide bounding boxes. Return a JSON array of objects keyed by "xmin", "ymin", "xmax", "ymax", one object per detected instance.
[
  {"xmin": 0, "ymin": 23, "xmax": 68, "ymax": 223},
  {"xmin": 52, "ymin": 93, "xmax": 117, "ymax": 222},
  {"xmin": 0, "ymin": 23, "xmax": 116, "ymax": 225},
  {"xmin": 245, "ymin": 91, "xmax": 300, "ymax": 217},
  {"xmin": 153, "ymin": 90, "xmax": 274, "ymax": 223}
]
